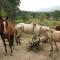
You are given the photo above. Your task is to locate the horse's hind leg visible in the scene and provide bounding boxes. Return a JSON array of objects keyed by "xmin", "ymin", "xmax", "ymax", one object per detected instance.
[
  {"xmin": 11, "ymin": 34, "xmax": 14, "ymax": 49},
  {"xmin": 9, "ymin": 39, "xmax": 13, "ymax": 55}
]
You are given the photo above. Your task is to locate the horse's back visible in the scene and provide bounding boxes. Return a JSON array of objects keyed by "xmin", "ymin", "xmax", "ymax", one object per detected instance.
[
  {"xmin": 24, "ymin": 24, "xmax": 33, "ymax": 29},
  {"xmin": 16, "ymin": 23, "xmax": 33, "ymax": 33},
  {"xmin": 51, "ymin": 30, "xmax": 60, "ymax": 42},
  {"xmin": 15, "ymin": 23, "xmax": 41, "ymax": 34}
]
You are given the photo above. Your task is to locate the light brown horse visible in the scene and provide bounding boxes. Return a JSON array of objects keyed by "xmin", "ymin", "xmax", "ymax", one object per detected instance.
[{"xmin": 0, "ymin": 17, "xmax": 14, "ymax": 55}]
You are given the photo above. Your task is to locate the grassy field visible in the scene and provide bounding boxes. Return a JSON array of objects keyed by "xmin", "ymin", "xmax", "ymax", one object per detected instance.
[{"xmin": 14, "ymin": 18, "xmax": 60, "ymax": 28}]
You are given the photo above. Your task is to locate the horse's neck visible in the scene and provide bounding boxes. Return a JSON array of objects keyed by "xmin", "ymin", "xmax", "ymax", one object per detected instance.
[{"xmin": 43, "ymin": 30, "xmax": 48, "ymax": 37}]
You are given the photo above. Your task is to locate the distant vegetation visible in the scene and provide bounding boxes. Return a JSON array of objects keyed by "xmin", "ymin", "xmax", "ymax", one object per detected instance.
[
  {"xmin": 14, "ymin": 10, "xmax": 60, "ymax": 28},
  {"xmin": 15, "ymin": 10, "xmax": 60, "ymax": 22},
  {"xmin": 0, "ymin": 0, "xmax": 60, "ymax": 28}
]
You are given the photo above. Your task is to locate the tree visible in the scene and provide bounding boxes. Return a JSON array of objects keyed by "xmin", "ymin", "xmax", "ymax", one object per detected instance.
[
  {"xmin": 52, "ymin": 10, "xmax": 60, "ymax": 20},
  {"xmin": 0, "ymin": 0, "xmax": 21, "ymax": 19}
]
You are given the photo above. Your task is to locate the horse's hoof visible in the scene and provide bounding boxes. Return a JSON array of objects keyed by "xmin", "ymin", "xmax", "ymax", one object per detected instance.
[
  {"xmin": 50, "ymin": 49, "xmax": 53, "ymax": 52},
  {"xmin": 17, "ymin": 44, "xmax": 18, "ymax": 46},
  {"xmin": 49, "ymin": 52, "xmax": 53, "ymax": 57},
  {"xmin": 19, "ymin": 43, "xmax": 21, "ymax": 45},
  {"xmin": 55, "ymin": 48, "xmax": 58, "ymax": 51},
  {"xmin": 4, "ymin": 53, "xmax": 8, "ymax": 56},
  {"xmin": 13, "ymin": 46, "xmax": 14, "ymax": 49},
  {"xmin": 10, "ymin": 53, "xmax": 13, "ymax": 56}
]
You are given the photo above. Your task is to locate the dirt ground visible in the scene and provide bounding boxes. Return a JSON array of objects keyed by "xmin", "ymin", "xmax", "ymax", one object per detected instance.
[{"xmin": 0, "ymin": 34, "xmax": 60, "ymax": 60}]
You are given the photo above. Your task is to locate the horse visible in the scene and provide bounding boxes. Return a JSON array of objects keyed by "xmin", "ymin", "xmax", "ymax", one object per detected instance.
[
  {"xmin": 39, "ymin": 26, "xmax": 60, "ymax": 56},
  {"xmin": 15, "ymin": 23, "xmax": 41, "ymax": 45},
  {"xmin": 0, "ymin": 17, "xmax": 14, "ymax": 55}
]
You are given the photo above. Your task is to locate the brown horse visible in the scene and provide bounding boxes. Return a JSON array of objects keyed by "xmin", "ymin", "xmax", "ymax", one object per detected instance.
[
  {"xmin": 55, "ymin": 25, "xmax": 60, "ymax": 31},
  {"xmin": 0, "ymin": 16, "xmax": 14, "ymax": 55}
]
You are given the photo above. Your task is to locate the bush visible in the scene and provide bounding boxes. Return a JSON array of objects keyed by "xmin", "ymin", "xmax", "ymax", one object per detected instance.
[{"xmin": 28, "ymin": 37, "xmax": 43, "ymax": 52}]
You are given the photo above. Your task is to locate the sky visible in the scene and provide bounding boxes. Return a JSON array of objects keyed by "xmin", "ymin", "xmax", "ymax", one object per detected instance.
[{"xmin": 19, "ymin": 0, "xmax": 60, "ymax": 11}]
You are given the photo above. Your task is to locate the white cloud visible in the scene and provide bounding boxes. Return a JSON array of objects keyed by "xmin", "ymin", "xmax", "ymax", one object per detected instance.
[{"xmin": 19, "ymin": 0, "xmax": 60, "ymax": 11}]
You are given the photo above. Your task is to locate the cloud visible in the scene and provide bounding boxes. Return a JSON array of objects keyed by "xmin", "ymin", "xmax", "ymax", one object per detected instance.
[{"xmin": 19, "ymin": 0, "xmax": 60, "ymax": 11}]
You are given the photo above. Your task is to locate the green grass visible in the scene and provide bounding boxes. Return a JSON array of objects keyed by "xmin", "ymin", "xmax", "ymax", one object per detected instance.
[{"xmin": 14, "ymin": 18, "xmax": 60, "ymax": 28}]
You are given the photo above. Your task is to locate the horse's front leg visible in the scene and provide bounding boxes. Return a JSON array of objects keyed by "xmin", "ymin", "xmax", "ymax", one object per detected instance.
[
  {"xmin": 15, "ymin": 33, "xmax": 21, "ymax": 45},
  {"xmin": 49, "ymin": 40, "xmax": 53, "ymax": 56},
  {"xmin": 19, "ymin": 37, "xmax": 21, "ymax": 45},
  {"xmin": 32, "ymin": 35, "xmax": 37, "ymax": 42},
  {"xmin": 1, "ymin": 36, "xmax": 7, "ymax": 55},
  {"xmin": 3, "ymin": 40, "xmax": 7, "ymax": 54},
  {"xmin": 54, "ymin": 41, "xmax": 58, "ymax": 51},
  {"xmin": 2, "ymin": 38, "xmax": 7, "ymax": 55},
  {"xmin": 50, "ymin": 40, "xmax": 53, "ymax": 51}
]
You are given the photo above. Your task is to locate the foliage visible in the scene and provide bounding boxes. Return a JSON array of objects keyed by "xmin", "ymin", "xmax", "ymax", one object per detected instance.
[
  {"xmin": 52, "ymin": 10, "xmax": 60, "ymax": 20},
  {"xmin": 0, "ymin": 0, "xmax": 21, "ymax": 19},
  {"xmin": 15, "ymin": 10, "xmax": 60, "ymax": 22},
  {"xmin": 0, "ymin": 7, "xmax": 7, "ymax": 17},
  {"xmin": 28, "ymin": 39, "xmax": 43, "ymax": 52},
  {"xmin": 0, "ymin": 0, "xmax": 60, "ymax": 21}
]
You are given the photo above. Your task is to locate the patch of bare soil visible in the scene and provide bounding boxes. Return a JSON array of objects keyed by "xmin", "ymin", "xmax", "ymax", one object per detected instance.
[{"xmin": 0, "ymin": 34, "xmax": 60, "ymax": 60}]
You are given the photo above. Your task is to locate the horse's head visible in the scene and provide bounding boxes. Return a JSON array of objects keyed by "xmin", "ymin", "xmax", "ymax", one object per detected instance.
[{"xmin": 2, "ymin": 17, "xmax": 8, "ymax": 34}]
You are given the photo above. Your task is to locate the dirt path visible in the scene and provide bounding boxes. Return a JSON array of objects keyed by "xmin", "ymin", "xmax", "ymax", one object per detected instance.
[{"xmin": 0, "ymin": 34, "xmax": 60, "ymax": 60}]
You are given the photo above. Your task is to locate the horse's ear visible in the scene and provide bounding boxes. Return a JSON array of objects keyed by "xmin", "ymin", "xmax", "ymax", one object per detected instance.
[
  {"xmin": 6, "ymin": 17, "xmax": 8, "ymax": 20},
  {"xmin": 0, "ymin": 16, "xmax": 2, "ymax": 20},
  {"xmin": 33, "ymin": 23, "xmax": 36, "ymax": 27}
]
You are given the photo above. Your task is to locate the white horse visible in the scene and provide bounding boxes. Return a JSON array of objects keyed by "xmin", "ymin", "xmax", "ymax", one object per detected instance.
[
  {"xmin": 15, "ymin": 23, "xmax": 41, "ymax": 34},
  {"xmin": 15, "ymin": 23, "xmax": 41, "ymax": 45}
]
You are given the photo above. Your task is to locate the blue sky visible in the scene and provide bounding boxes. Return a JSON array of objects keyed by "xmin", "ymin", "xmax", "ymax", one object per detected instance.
[{"xmin": 19, "ymin": 0, "xmax": 60, "ymax": 11}]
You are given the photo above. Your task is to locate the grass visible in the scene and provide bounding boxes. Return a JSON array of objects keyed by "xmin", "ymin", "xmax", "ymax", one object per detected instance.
[{"xmin": 14, "ymin": 18, "xmax": 60, "ymax": 28}]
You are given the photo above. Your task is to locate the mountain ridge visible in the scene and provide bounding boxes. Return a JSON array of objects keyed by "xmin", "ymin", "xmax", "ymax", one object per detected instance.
[{"xmin": 36, "ymin": 6, "xmax": 60, "ymax": 12}]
